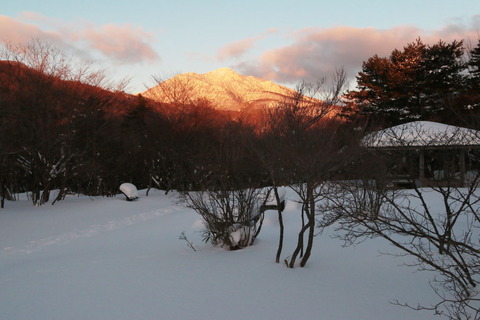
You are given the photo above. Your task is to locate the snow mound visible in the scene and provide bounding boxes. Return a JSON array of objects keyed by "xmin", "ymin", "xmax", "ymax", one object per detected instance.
[{"xmin": 119, "ymin": 183, "xmax": 139, "ymax": 201}]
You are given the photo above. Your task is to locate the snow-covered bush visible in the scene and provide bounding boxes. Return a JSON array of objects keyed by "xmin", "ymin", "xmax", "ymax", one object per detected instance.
[
  {"xmin": 119, "ymin": 183, "xmax": 139, "ymax": 201},
  {"xmin": 181, "ymin": 188, "xmax": 265, "ymax": 250}
]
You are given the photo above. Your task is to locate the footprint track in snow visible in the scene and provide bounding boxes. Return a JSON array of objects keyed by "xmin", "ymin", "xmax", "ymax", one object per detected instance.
[{"xmin": 2, "ymin": 208, "xmax": 175, "ymax": 255}]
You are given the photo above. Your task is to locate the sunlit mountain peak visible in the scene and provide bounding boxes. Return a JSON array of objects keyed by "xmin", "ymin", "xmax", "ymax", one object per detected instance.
[{"xmin": 142, "ymin": 68, "xmax": 296, "ymax": 112}]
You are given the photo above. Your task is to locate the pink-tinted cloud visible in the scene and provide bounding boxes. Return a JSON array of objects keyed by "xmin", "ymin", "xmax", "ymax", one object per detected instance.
[
  {"xmin": 0, "ymin": 14, "xmax": 160, "ymax": 64},
  {"xmin": 0, "ymin": 15, "xmax": 60, "ymax": 44},
  {"xmin": 79, "ymin": 24, "xmax": 159, "ymax": 63},
  {"xmin": 217, "ymin": 37, "xmax": 258, "ymax": 61},
  {"xmin": 217, "ymin": 29, "xmax": 279, "ymax": 61},
  {"xmin": 236, "ymin": 17, "xmax": 480, "ymax": 85}
]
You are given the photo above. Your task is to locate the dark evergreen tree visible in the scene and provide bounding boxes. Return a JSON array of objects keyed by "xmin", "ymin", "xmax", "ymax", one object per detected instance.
[
  {"xmin": 455, "ymin": 39, "xmax": 480, "ymax": 128},
  {"xmin": 421, "ymin": 40, "xmax": 465, "ymax": 118},
  {"xmin": 388, "ymin": 38, "xmax": 427, "ymax": 120},
  {"xmin": 344, "ymin": 38, "xmax": 467, "ymax": 128},
  {"xmin": 468, "ymin": 39, "xmax": 480, "ymax": 89}
]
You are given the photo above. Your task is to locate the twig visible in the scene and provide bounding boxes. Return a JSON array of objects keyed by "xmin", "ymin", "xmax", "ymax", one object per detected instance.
[{"xmin": 179, "ymin": 231, "xmax": 197, "ymax": 252}]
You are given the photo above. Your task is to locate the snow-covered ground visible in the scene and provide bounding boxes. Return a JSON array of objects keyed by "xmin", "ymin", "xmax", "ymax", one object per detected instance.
[{"xmin": 1, "ymin": 189, "xmax": 438, "ymax": 320}]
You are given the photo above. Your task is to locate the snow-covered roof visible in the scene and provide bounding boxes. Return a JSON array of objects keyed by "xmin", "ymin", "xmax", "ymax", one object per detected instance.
[{"xmin": 363, "ymin": 121, "xmax": 480, "ymax": 148}]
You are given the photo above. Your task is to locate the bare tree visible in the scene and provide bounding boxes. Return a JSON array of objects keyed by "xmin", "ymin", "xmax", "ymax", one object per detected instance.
[
  {"xmin": 324, "ymin": 179, "xmax": 480, "ymax": 319},
  {"xmin": 1, "ymin": 39, "xmax": 129, "ymax": 91},
  {"xmin": 253, "ymin": 68, "xmax": 354, "ymax": 267}
]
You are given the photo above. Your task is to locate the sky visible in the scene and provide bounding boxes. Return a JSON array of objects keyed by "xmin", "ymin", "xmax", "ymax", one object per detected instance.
[{"xmin": 1, "ymin": 0, "xmax": 479, "ymax": 93}]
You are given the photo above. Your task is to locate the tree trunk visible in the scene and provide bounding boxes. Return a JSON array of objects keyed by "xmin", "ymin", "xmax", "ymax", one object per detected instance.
[
  {"xmin": 287, "ymin": 223, "xmax": 309, "ymax": 268},
  {"xmin": 274, "ymin": 186, "xmax": 285, "ymax": 263},
  {"xmin": 300, "ymin": 186, "xmax": 316, "ymax": 267}
]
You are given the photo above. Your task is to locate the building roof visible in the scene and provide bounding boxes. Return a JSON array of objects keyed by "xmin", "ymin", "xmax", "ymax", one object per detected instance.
[{"xmin": 363, "ymin": 121, "xmax": 480, "ymax": 148}]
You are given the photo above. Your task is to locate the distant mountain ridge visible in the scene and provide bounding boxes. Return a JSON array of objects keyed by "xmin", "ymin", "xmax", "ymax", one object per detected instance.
[{"xmin": 142, "ymin": 68, "xmax": 297, "ymax": 111}]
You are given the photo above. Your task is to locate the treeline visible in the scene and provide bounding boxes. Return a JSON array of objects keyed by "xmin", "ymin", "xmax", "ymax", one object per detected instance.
[
  {"xmin": 0, "ymin": 42, "xmax": 318, "ymax": 205},
  {"xmin": 0, "ymin": 57, "xmax": 353, "ymax": 208},
  {"xmin": 0, "ymin": 60, "xmax": 271, "ymax": 205}
]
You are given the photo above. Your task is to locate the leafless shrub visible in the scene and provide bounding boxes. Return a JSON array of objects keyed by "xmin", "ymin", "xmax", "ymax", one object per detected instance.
[
  {"xmin": 180, "ymin": 188, "xmax": 266, "ymax": 250},
  {"xmin": 323, "ymin": 179, "xmax": 480, "ymax": 320}
]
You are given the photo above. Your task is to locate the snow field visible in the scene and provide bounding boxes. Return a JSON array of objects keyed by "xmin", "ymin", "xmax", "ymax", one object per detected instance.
[{"xmin": 0, "ymin": 189, "xmax": 436, "ymax": 320}]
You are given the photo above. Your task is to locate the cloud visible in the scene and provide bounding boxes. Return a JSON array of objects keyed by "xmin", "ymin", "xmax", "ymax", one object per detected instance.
[
  {"xmin": 0, "ymin": 15, "xmax": 60, "ymax": 44},
  {"xmin": 216, "ymin": 29, "xmax": 279, "ymax": 61},
  {"xmin": 0, "ymin": 13, "xmax": 160, "ymax": 64},
  {"xmin": 235, "ymin": 17, "xmax": 480, "ymax": 85},
  {"xmin": 217, "ymin": 37, "xmax": 258, "ymax": 61},
  {"xmin": 79, "ymin": 24, "xmax": 159, "ymax": 63},
  {"xmin": 431, "ymin": 14, "xmax": 480, "ymax": 45}
]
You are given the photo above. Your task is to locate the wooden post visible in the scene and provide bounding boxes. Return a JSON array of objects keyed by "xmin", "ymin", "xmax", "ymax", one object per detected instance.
[{"xmin": 419, "ymin": 150, "xmax": 425, "ymax": 184}]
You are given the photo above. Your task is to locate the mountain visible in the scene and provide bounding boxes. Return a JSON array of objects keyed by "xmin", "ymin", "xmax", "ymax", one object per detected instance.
[{"xmin": 141, "ymin": 68, "xmax": 297, "ymax": 111}]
